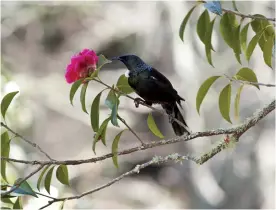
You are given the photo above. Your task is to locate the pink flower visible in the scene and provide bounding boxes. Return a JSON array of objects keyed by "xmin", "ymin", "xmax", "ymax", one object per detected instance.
[{"xmin": 65, "ymin": 49, "xmax": 99, "ymax": 84}]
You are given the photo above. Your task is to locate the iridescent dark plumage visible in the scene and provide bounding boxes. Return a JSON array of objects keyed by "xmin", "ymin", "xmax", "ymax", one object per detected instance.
[{"xmin": 111, "ymin": 54, "xmax": 189, "ymax": 136}]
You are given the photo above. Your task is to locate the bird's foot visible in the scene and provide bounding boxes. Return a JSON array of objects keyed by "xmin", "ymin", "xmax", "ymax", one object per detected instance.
[
  {"xmin": 168, "ymin": 114, "xmax": 175, "ymax": 123},
  {"xmin": 134, "ymin": 98, "xmax": 145, "ymax": 108}
]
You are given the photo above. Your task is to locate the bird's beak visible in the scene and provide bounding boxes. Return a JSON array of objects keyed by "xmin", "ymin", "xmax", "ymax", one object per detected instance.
[{"xmin": 110, "ymin": 56, "xmax": 121, "ymax": 61}]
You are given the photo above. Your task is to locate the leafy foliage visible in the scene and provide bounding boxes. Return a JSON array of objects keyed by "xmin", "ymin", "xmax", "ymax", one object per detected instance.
[
  {"xmin": 1, "ymin": 132, "xmax": 10, "ymax": 182},
  {"xmin": 219, "ymin": 84, "xmax": 232, "ymax": 123},
  {"xmin": 147, "ymin": 113, "xmax": 164, "ymax": 139},
  {"xmin": 112, "ymin": 130, "xmax": 127, "ymax": 168},
  {"xmin": 56, "ymin": 165, "xmax": 70, "ymax": 186},
  {"xmin": 1, "ymin": 91, "xmax": 19, "ymax": 120}
]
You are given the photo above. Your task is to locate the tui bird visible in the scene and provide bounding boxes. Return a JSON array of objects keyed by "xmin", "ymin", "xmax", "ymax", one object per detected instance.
[{"xmin": 111, "ymin": 55, "xmax": 189, "ymax": 136}]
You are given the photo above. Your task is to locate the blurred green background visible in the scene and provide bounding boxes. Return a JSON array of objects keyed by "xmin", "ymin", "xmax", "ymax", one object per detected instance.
[{"xmin": 1, "ymin": 1, "xmax": 275, "ymax": 209}]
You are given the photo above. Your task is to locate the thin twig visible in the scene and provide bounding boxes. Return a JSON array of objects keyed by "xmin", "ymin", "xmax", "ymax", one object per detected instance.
[
  {"xmin": 1, "ymin": 164, "xmax": 45, "ymax": 196},
  {"xmin": 2, "ymin": 100, "xmax": 274, "ymax": 167},
  {"xmin": 117, "ymin": 114, "xmax": 145, "ymax": 145},
  {"xmin": 224, "ymin": 74, "xmax": 276, "ymax": 87},
  {"xmin": 1, "ymin": 122, "xmax": 54, "ymax": 161},
  {"xmin": 39, "ymin": 153, "xmax": 195, "ymax": 209},
  {"xmin": 222, "ymin": 8, "xmax": 276, "ymax": 22}
]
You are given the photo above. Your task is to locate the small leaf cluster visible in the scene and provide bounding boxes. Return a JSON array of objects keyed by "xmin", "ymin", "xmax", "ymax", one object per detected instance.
[
  {"xmin": 179, "ymin": 0, "xmax": 275, "ymax": 67},
  {"xmin": 179, "ymin": 0, "xmax": 274, "ymax": 123}
]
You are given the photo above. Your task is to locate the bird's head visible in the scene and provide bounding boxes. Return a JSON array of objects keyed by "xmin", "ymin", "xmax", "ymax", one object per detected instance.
[{"xmin": 111, "ymin": 55, "xmax": 151, "ymax": 77}]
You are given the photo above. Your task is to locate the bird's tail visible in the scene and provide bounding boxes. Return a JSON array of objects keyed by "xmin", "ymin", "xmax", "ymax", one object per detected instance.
[{"xmin": 162, "ymin": 102, "xmax": 189, "ymax": 136}]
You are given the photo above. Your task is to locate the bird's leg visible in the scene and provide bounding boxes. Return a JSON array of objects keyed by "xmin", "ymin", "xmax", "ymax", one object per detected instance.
[
  {"xmin": 134, "ymin": 98, "xmax": 152, "ymax": 108},
  {"xmin": 168, "ymin": 114, "xmax": 175, "ymax": 124}
]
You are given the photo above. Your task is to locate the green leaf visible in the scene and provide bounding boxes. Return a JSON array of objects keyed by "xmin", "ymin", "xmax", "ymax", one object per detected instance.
[
  {"xmin": 69, "ymin": 79, "xmax": 82, "ymax": 105},
  {"xmin": 197, "ymin": 9, "xmax": 214, "ymax": 50},
  {"xmin": 90, "ymin": 92, "xmax": 102, "ymax": 132},
  {"xmin": 92, "ymin": 117, "xmax": 111, "ymax": 154},
  {"xmin": 233, "ymin": 24, "xmax": 242, "ymax": 64},
  {"xmin": 179, "ymin": 5, "xmax": 197, "ymax": 42},
  {"xmin": 205, "ymin": 17, "xmax": 216, "ymax": 66},
  {"xmin": 220, "ymin": 13, "xmax": 239, "ymax": 49},
  {"xmin": 37, "ymin": 165, "xmax": 51, "ymax": 191},
  {"xmin": 105, "ymin": 89, "xmax": 119, "ymax": 127},
  {"xmin": 80, "ymin": 82, "xmax": 88, "ymax": 114},
  {"xmin": 59, "ymin": 200, "xmax": 66, "ymax": 210},
  {"xmin": 147, "ymin": 113, "xmax": 164, "ymax": 139},
  {"xmin": 219, "ymin": 84, "xmax": 232, "ymax": 123},
  {"xmin": 263, "ymin": 35, "xmax": 274, "ymax": 68},
  {"xmin": 97, "ymin": 54, "xmax": 112, "ymax": 70},
  {"xmin": 235, "ymin": 67, "xmax": 259, "ymax": 89},
  {"xmin": 234, "ymin": 85, "xmax": 244, "ymax": 121},
  {"xmin": 116, "ymin": 74, "xmax": 134, "ymax": 95},
  {"xmin": 240, "ymin": 23, "xmax": 250, "ymax": 53},
  {"xmin": 112, "ymin": 130, "xmax": 127, "ymax": 168},
  {"xmin": 13, "ymin": 197, "xmax": 22, "ymax": 209},
  {"xmin": 246, "ymin": 25, "xmax": 273, "ymax": 61},
  {"xmin": 1, "ymin": 91, "xmax": 19, "ymax": 119},
  {"xmin": 12, "ymin": 179, "xmax": 38, "ymax": 197},
  {"xmin": 56, "ymin": 165, "xmax": 69, "ymax": 186},
  {"xmin": 232, "ymin": 0, "xmax": 239, "ymax": 11},
  {"xmin": 44, "ymin": 166, "xmax": 55, "ymax": 194},
  {"xmin": 1, "ymin": 197, "xmax": 13, "ymax": 204},
  {"xmin": 220, "ymin": 13, "xmax": 241, "ymax": 63},
  {"xmin": 196, "ymin": 76, "xmax": 221, "ymax": 114},
  {"xmin": 1, "ymin": 132, "xmax": 10, "ymax": 182}
]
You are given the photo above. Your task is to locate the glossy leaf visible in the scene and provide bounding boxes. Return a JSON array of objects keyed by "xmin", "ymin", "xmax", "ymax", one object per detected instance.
[
  {"xmin": 220, "ymin": 13, "xmax": 239, "ymax": 49},
  {"xmin": 56, "ymin": 165, "xmax": 69, "ymax": 186},
  {"xmin": 37, "ymin": 165, "xmax": 51, "ymax": 191},
  {"xmin": 92, "ymin": 117, "xmax": 111, "ymax": 153},
  {"xmin": 235, "ymin": 67, "xmax": 259, "ymax": 89},
  {"xmin": 240, "ymin": 23, "xmax": 250, "ymax": 53},
  {"xmin": 11, "ymin": 179, "xmax": 38, "ymax": 197},
  {"xmin": 44, "ymin": 166, "xmax": 55, "ymax": 194},
  {"xmin": 1, "ymin": 132, "xmax": 10, "ymax": 182},
  {"xmin": 205, "ymin": 18, "xmax": 216, "ymax": 66},
  {"xmin": 69, "ymin": 79, "xmax": 82, "ymax": 105},
  {"xmin": 179, "ymin": 5, "xmax": 197, "ymax": 42},
  {"xmin": 105, "ymin": 89, "xmax": 119, "ymax": 127},
  {"xmin": 197, "ymin": 10, "xmax": 211, "ymax": 45},
  {"xmin": 232, "ymin": 0, "xmax": 239, "ymax": 11},
  {"xmin": 59, "ymin": 200, "xmax": 66, "ymax": 210},
  {"xmin": 204, "ymin": 0, "xmax": 222, "ymax": 15},
  {"xmin": 116, "ymin": 74, "xmax": 134, "ymax": 95},
  {"xmin": 80, "ymin": 82, "xmax": 88, "ymax": 114},
  {"xmin": 90, "ymin": 91, "xmax": 102, "ymax": 132},
  {"xmin": 196, "ymin": 76, "xmax": 221, "ymax": 114},
  {"xmin": 1, "ymin": 91, "xmax": 19, "ymax": 119},
  {"xmin": 233, "ymin": 24, "xmax": 242, "ymax": 64},
  {"xmin": 112, "ymin": 130, "xmax": 127, "ymax": 168},
  {"xmin": 13, "ymin": 197, "xmax": 22, "ymax": 209},
  {"xmin": 234, "ymin": 85, "xmax": 244, "ymax": 121},
  {"xmin": 147, "ymin": 113, "xmax": 164, "ymax": 139},
  {"xmin": 97, "ymin": 54, "xmax": 112, "ymax": 70},
  {"xmin": 219, "ymin": 84, "xmax": 232, "ymax": 123},
  {"xmin": 263, "ymin": 35, "xmax": 274, "ymax": 68}
]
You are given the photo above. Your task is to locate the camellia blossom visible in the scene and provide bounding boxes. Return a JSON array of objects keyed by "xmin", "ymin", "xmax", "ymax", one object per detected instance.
[{"xmin": 65, "ymin": 49, "xmax": 99, "ymax": 83}]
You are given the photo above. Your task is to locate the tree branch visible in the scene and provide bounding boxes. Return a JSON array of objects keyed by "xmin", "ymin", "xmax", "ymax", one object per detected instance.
[
  {"xmin": 2, "ymin": 100, "xmax": 274, "ymax": 167},
  {"xmin": 222, "ymin": 8, "xmax": 276, "ymax": 22},
  {"xmin": 39, "ymin": 153, "xmax": 196, "ymax": 209},
  {"xmin": 224, "ymin": 74, "xmax": 276, "ymax": 87},
  {"xmin": 1, "ymin": 122, "xmax": 54, "ymax": 161}
]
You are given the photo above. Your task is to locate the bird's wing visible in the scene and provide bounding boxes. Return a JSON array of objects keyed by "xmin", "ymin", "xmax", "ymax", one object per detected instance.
[{"xmin": 149, "ymin": 68, "xmax": 174, "ymax": 88}]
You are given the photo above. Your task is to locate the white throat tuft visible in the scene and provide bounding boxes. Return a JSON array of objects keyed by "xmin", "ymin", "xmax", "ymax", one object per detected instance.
[{"xmin": 124, "ymin": 70, "xmax": 130, "ymax": 78}]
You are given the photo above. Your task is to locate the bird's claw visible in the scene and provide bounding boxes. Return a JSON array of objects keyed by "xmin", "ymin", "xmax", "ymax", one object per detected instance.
[
  {"xmin": 134, "ymin": 98, "xmax": 144, "ymax": 108},
  {"xmin": 168, "ymin": 114, "xmax": 175, "ymax": 123}
]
